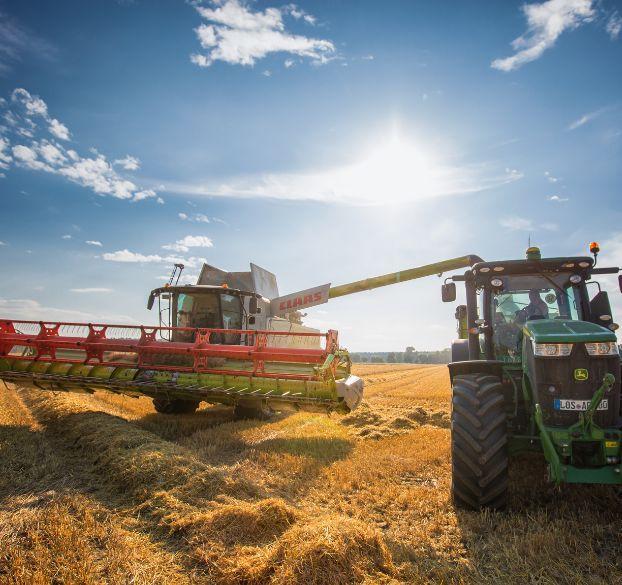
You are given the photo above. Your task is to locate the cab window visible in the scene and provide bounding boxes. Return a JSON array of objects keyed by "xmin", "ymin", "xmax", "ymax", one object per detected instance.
[
  {"xmin": 490, "ymin": 274, "xmax": 581, "ymax": 359},
  {"xmin": 220, "ymin": 293, "xmax": 242, "ymax": 344}
]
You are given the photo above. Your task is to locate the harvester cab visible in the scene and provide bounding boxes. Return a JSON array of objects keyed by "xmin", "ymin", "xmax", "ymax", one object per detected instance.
[
  {"xmin": 146, "ymin": 262, "xmax": 324, "ymax": 349},
  {"xmin": 444, "ymin": 245, "xmax": 622, "ymax": 510}
]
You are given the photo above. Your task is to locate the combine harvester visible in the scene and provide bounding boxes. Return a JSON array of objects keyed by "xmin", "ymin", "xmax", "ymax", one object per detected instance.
[
  {"xmin": 2, "ymin": 244, "xmax": 622, "ymax": 509},
  {"xmin": 0, "ymin": 256, "xmax": 476, "ymax": 418}
]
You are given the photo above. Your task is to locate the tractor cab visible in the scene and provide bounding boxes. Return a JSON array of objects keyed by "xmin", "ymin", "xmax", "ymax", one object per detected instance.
[
  {"xmin": 444, "ymin": 246, "xmax": 620, "ymax": 363},
  {"xmin": 147, "ymin": 285, "xmax": 267, "ymax": 343}
]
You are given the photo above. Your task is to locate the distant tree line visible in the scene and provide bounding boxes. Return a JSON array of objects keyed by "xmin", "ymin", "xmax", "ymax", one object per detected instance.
[{"xmin": 350, "ymin": 346, "xmax": 451, "ymax": 364}]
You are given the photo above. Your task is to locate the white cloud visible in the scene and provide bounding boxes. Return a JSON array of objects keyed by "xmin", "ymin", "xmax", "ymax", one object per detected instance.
[
  {"xmin": 548, "ymin": 194, "xmax": 569, "ymax": 202},
  {"xmin": 49, "ymin": 118, "xmax": 70, "ymax": 140},
  {"xmin": 12, "ymin": 87, "xmax": 48, "ymax": 116},
  {"xmin": 132, "ymin": 188, "xmax": 157, "ymax": 202},
  {"xmin": 491, "ymin": 0, "xmax": 595, "ymax": 71},
  {"xmin": 162, "ymin": 135, "xmax": 524, "ymax": 206},
  {"xmin": 1, "ymin": 88, "xmax": 156, "ymax": 203},
  {"xmin": 607, "ymin": 12, "xmax": 621, "ymax": 39},
  {"xmin": 61, "ymin": 234, "xmax": 72, "ymax": 240},
  {"xmin": 114, "ymin": 155, "xmax": 140, "ymax": 171},
  {"xmin": 500, "ymin": 216, "xmax": 559, "ymax": 231},
  {"xmin": 155, "ymin": 273, "xmax": 199, "ymax": 285},
  {"xmin": 102, "ymin": 249, "xmax": 208, "ymax": 269},
  {"xmin": 284, "ymin": 4, "xmax": 317, "ymax": 25},
  {"xmin": 179, "ymin": 211, "xmax": 210, "ymax": 223},
  {"xmin": 284, "ymin": 58, "xmax": 295, "ymax": 68},
  {"xmin": 191, "ymin": 0, "xmax": 335, "ymax": 68},
  {"xmin": 0, "ymin": 136, "xmax": 11, "ymax": 168},
  {"xmin": 567, "ymin": 107, "xmax": 606, "ymax": 130},
  {"xmin": 12, "ymin": 143, "xmax": 51, "ymax": 171},
  {"xmin": 70, "ymin": 287, "xmax": 113, "ymax": 293},
  {"xmin": 102, "ymin": 249, "xmax": 164, "ymax": 263},
  {"xmin": 39, "ymin": 141, "xmax": 66, "ymax": 165},
  {"xmin": 0, "ymin": 240, "xmax": 6, "ymax": 246},
  {"xmin": 0, "ymin": 297, "xmax": 132, "ymax": 323},
  {"xmin": 85, "ymin": 240, "xmax": 103, "ymax": 247},
  {"xmin": 58, "ymin": 155, "xmax": 137, "ymax": 199},
  {"xmin": 544, "ymin": 170, "xmax": 559, "ymax": 183},
  {"xmin": 162, "ymin": 235, "xmax": 214, "ymax": 253},
  {"xmin": 262, "ymin": 69, "xmax": 272, "ymax": 77}
]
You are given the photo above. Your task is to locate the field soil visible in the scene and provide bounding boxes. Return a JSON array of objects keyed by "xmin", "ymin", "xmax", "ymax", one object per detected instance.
[{"xmin": 1, "ymin": 363, "xmax": 621, "ymax": 584}]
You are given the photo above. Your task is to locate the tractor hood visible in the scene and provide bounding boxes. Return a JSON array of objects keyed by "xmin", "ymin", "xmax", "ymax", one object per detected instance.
[{"xmin": 524, "ymin": 319, "xmax": 617, "ymax": 344}]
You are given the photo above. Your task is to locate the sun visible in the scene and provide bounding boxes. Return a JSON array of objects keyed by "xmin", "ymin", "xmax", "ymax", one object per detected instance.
[{"xmin": 316, "ymin": 131, "xmax": 459, "ymax": 205}]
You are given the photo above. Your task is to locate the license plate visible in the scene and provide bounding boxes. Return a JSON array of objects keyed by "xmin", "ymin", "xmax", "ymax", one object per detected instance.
[{"xmin": 554, "ymin": 398, "xmax": 609, "ymax": 411}]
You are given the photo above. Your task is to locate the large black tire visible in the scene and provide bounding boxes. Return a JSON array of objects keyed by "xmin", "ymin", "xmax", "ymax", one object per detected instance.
[
  {"xmin": 152, "ymin": 398, "xmax": 200, "ymax": 414},
  {"xmin": 233, "ymin": 403, "xmax": 274, "ymax": 421},
  {"xmin": 451, "ymin": 373, "xmax": 508, "ymax": 510}
]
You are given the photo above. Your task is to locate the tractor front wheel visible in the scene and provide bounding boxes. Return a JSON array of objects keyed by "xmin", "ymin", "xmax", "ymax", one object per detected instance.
[
  {"xmin": 451, "ymin": 373, "xmax": 508, "ymax": 510},
  {"xmin": 152, "ymin": 398, "xmax": 200, "ymax": 414}
]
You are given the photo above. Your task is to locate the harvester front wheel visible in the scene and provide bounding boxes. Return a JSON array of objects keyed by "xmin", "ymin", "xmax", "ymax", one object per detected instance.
[
  {"xmin": 233, "ymin": 403, "xmax": 274, "ymax": 421},
  {"xmin": 451, "ymin": 373, "xmax": 508, "ymax": 511},
  {"xmin": 152, "ymin": 398, "xmax": 200, "ymax": 414}
]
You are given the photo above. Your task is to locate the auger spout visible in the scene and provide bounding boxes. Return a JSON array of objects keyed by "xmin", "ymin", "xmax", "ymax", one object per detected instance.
[{"xmin": 328, "ymin": 255, "xmax": 483, "ymax": 299}]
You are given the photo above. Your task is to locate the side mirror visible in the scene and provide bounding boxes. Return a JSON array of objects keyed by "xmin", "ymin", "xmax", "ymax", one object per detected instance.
[
  {"xmin": 147, "ymin": 292, "xmax": 156, "ymax": 310},
  {"xmin": 442, "ymin": 282, "xmax": 456, "ymax": 303},
  {"xmin": 590, "ymin": 291, "xmax": 613, "ymax": 326},
  {"xmin": 618, "ymin": 274, "xmax": 622, "ymax": 293}
]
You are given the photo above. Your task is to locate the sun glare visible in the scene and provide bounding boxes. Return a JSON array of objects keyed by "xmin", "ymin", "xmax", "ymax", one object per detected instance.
[
  {"xmin": 337, "ymin": 134, "xmax": 439, "ymax": 204},
  {"xmin": 197, "ymin": 129, "xmax": 515, "ymax": 206}
]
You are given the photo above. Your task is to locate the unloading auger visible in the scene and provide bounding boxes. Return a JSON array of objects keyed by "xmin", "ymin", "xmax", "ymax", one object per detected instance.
[{"xmin": 0, "ymin": 255, "xmax": 481, "ymax": 418}]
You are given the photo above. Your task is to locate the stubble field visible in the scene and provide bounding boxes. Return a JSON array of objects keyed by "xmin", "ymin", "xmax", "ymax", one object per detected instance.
[{"xmin": 0, "ymin": 363, "xmax": 621, "ymax": 584}]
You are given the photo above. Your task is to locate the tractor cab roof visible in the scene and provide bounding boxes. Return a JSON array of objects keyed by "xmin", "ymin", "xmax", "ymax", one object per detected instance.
[{"xmin": 471, "ymin": 256, "xmax": 595, "ymax": 280}]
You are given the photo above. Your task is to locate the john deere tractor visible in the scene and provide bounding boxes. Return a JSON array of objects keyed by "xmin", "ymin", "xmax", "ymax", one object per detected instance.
[{"xmin": 443, "ymin": 245, "xmax": 622, "ymax": 509}]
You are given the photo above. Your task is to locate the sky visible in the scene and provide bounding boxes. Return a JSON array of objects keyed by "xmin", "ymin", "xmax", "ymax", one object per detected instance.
[{"xmin": 0, "ymin": 0, "xmax": 621, "ymax": 351}]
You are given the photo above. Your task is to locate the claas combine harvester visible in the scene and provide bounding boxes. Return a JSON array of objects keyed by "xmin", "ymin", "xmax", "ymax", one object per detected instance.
[
  {"xmin": 0, "ymin": 257, "xmax": 476, "ymax": 419},
  {"xmin": 1, "ymin": 244, "xmax": 621, "ymax": 509}
]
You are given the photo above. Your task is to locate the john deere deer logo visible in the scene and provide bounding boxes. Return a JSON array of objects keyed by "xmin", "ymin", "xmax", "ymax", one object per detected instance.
[{"xmin": 574, "ymin": 368, "xmax": 589, "ymax": 381}]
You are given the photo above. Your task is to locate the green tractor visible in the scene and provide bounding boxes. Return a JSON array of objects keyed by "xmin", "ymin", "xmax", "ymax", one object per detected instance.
[{"xmin": 443, "ymin": 245, "xmax": 622, "ymax": 509}]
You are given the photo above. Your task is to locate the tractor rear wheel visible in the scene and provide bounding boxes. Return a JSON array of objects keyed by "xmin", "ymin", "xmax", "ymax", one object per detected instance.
[
  {"xmin": 152, "ymin": 398, "xmax": 200, "ymax": 414},
  {"xmin": 451, "ymin": 373, "xmax": 508, "ymax": 510},
  {"xmin": 233, "ymin": 403, "xmax": 274, "ymax": 421}
]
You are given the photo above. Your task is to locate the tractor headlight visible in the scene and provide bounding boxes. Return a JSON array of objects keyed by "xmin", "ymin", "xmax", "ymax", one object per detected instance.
[
  {"xmin": 533, "ymin": 343, "xmax": 573, "ymax": 357},
  {"xmin": 585, "ymin": 342, "xmax": 619, "ymax": 356}
]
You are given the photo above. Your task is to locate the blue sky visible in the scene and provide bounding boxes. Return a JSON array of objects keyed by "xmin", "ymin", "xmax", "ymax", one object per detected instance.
[{"xmin": 0, "ymin": 0, "xmax": 621, "ymax": 350}]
